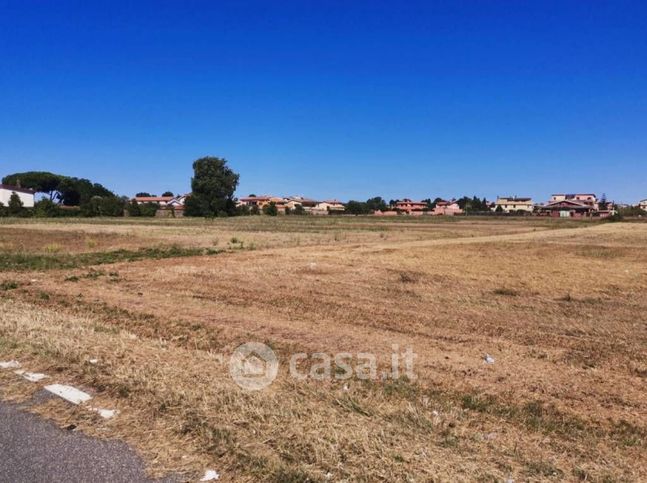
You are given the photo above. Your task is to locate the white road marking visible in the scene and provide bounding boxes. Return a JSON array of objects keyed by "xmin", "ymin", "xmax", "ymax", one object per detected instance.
[
  {"xmin": 44, "ymin": 384, "xmax": 92, "ymax": 405},
  {"xmin": 0, "ymin": 360, "xmax": 21, "ymax": 369}
]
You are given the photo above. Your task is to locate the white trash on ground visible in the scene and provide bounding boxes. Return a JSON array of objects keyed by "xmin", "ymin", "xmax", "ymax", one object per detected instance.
[
  {"xmin": 93, "ymin": 408, "xmax": 118, "ymax": 419},
  {"xmin": 15, "ymin": 370, "xmax": 48, "ymax": 382},
  {"xmin": 0, "ymin": 360, "xmax": 21, "ymax": 369},
  {"xmin": 44, "ymin": 384, "xmax": 92, "ymax": 405},
  {"xmin": 200, "ymin": 469, "xmax": 220, "ymax": 481},
  {"xmin": 484, "ymin": 354, "xmax": 495, "ymax": 364}
]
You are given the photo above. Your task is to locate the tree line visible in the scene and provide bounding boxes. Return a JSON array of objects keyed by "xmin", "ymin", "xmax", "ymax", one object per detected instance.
[
  {"xmin": 0, "ymin": 157, "xmax": 241, "ymax": 218},
  {"xmin": 344, "ymin": 196, "xmax": 491, "ymax": 214}
]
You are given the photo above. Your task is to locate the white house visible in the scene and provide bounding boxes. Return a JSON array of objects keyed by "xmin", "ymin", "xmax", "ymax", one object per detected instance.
[
  {"xmin": 640, "ymin": 199, "xmax": 647, "ymax": 212},
  {"xmin": 312, "ymin": 200, "xmax": 345, "ymax": 215},
  {"xmin": 494, "ymin": 196, "xmax": 534, "ymax": 213},
  {"xmin": 0, "ymin": 184, "xmax": 35, "ymax": 208}
]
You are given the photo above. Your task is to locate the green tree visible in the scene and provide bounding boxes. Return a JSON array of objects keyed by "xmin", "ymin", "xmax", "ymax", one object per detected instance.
[
  {"xmin": 136, "ymin": 192, "xmax": 153, "ymax": 197},
  {"xmin": 162, "ymin": 191, "xmax": 174, "ymax": 197},
  {"xmin": 58, "ymin": 177, "xmax": 115, "ymax": 206},
  {"xmin": 599, "ymin": 193, "xmax": 609, "ymax": 210},
  {"xmin": 293, "ymin": 203, "xmax": 305, "ymax": 215},
  {"xmin": 365, "ymin": 196, "xmax": 388, "ymax": 212},
  {"xmin": 185, "ymin": 156, "xmax": 239, "ymax": 217},
  {"xmin": 263, "ymin": 201, "xmax": 278, "ymax": 216},
  {"xmin": 2, "ymin": 171, "xmax": 63, "ymax": 200},
  {"xmin": 0, "ymin": 201, "xmax": 6, "ymax": 217},
  {"xmin": 250, "ymin": 205, "xmax": 260, "ymax": 215},
  {"xmin": 8, "ymin": 192, "xmax": 24, "ymax": 215},
  {"xmin": 345, "ymin": 200, "xmax": 369, "ymax": 215}
]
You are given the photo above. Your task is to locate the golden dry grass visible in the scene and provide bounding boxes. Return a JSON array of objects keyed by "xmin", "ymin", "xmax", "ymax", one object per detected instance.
[{"xmin": 1, "ymin": 217, "xmax": 646, "ymax": 481}]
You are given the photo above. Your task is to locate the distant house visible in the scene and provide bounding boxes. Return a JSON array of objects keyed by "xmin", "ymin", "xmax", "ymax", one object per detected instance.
[
  {"xmin": 134, "ymin": 195, "xmax": 174, "ymax": 206},
  {"xmin": 640, "ymin": 199, "xmax": 647, "ymax": 212},
  {"xmin": 161, "ymin": 194, "xmax": 188, "ymax": 217},
  {"xmin": 0, "ymin": 184, "xmax": 35, "ymax": 208},
  {"xmin": 238, "ymin": 195, "xmax": 290, "ymax": 213},
  {"xmin": 550, "ymin": 194, "xmax": 598, "ymax": 210},
  {"xmin": 395, "ymin": 199, "xmax": 427, "ymax": 215},
  {"xmin": 285, "ymin": 196, "xmax": 319, "ymax": 212},
  {"xmin": 494, "ymin": 196, "xmax": 534, "ymax": 213},
  {"xmin": 538, "ymin": 199, "xmax": 596, "ymax": 218},
  {"xmin": 312, "ymin": 200, "xmax": 345, "ymax": 215},
  {"xmin": 432, "ymin": 200, "xmax": 463, "ymax": 216},
  {"xmin": 538, "ymin": 193, "xmax": 615, "ymax": 218},
  {"xmin": 238, "ymin": 195, "xmax": 272, "ymax": 208}
]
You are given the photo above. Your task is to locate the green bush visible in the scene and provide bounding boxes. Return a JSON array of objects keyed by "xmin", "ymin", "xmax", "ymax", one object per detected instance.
[
  {"xmin": 263, "ymin": 201, "xmax": 278, "ymax": 216},
  {"xmin": 80, "ymin": 196, "xmax": 126, "ymax": 217},
  {"xmin": 139, "ymin": 202, "xmax": 159, "ymax": 217},
  {"xmin": 34, "ymin": 199, "xmax": 61, "ymax": 217}
]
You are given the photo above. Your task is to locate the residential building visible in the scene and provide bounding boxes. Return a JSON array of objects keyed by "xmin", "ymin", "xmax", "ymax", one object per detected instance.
[
  {"xmin": 394, "ymin": 199, "xmax": 427, "ymax": 215},
  {"xmin": 432, "ymin": 200, "xmax": 463, "ymax": 216},
  {"xmin": 285, "ymin": 196, "xmax": 319, "ymax": 212},
  {"xmin": 238, "ymin": 195, "xmax": 290, "ymax": 213},
  {"xmin": 550, "ymin": 194, "xmax": 598, "ymax": 210},
  {"xmin": 160, "ymin": 194, "xmax": 188, "ymax": 217},
  {"xmin": 640, "ymin": 199, "xmax": 647, "ymax": 212},
  {"xmin": 238, "ymin": 195, "xmax": 271, "ymax": 208},
  {"xmin": 312, "ymin": 200, "xmax": 345, "ymax": 215},
  {"xmin": 0, "ymin": 184, "xmax": 35, "ymax": 208},
  {"xmin": 538, "ymin": 199, "xmax": 596, "ymax": 218},
  {"xmin": 494, "ymin": 196, "xmax": 534, "ymax": 213},
  {"xmin": 134, "ymin": 195, "xmax": 174, "ymax": 206}
]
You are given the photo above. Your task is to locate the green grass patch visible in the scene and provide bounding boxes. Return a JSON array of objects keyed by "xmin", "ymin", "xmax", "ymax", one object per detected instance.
[
  {"xmin": 0, "ymin": 280, "xmax": 20, "ymax": 290},
  {"xmin": 0, "ymin": 246, "xmax": 221, "ymax": 271}
]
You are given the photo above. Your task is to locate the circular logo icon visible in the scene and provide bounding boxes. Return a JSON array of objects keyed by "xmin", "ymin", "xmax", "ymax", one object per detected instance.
[{"xmin": 229, "ymin": 342, "xmax": 279, "ymax": 390}]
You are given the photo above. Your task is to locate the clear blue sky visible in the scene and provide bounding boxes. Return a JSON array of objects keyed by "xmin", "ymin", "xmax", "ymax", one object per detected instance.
[{"xmin": 1, "ymin": 0, "xmax": 646, "ymax": 203}]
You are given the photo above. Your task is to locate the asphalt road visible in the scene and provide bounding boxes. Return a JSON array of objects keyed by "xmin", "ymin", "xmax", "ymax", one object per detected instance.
[{"xmin": 0, "ymin": 400, "xmax": 178, "ymax": 483}]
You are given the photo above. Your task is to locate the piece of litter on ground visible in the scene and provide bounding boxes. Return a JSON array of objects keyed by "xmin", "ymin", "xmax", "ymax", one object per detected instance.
[
  {"xmin": 484, "ymin": 354, "xmax": 495, "ymax": 364},
  {"xmin": 16, "ymin": 371, "xmax": 48, "ymax": 382},
  {"xmin": 431, "ymin": 410, "xmax": 439, "ymax": 417},
  {"xmin": 200, "ymin": 469, "xmax": 220, "ymax": 481},
  {"xmin": 44, "ymin": 384, "xmax": 92, "ymax": 405},
  {"xmin": 88, "ymin": 358, "xmax": 99, "ymax": 364},
  {"xmin": 0, "ymin": 360, "xmax": 21, "ymax": 369},
  {"xmin": 94, "ymin": 408, "xmax": 117, "ymax": 419}
]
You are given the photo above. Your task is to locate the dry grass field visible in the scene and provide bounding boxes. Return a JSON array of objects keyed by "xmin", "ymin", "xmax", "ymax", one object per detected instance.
[{"xmin": 1, "ymin": 216, "xmax": 646, "ymax": 482}]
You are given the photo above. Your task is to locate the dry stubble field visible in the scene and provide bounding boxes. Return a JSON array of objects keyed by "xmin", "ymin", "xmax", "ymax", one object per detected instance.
[{"xmin": 0, "ymin": 216, "xmax": 646, "ymax": 482}]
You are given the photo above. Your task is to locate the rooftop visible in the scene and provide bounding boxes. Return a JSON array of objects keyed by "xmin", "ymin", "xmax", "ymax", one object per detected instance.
[{"xmin": 0, "ymin": 184, "xmax": 36, "ymax": 194}]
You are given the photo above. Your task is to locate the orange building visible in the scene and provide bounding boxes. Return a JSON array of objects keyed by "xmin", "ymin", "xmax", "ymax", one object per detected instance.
[{"xmin": 395, "ymin": 199, "xmax": 427, "ymax": 214}]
